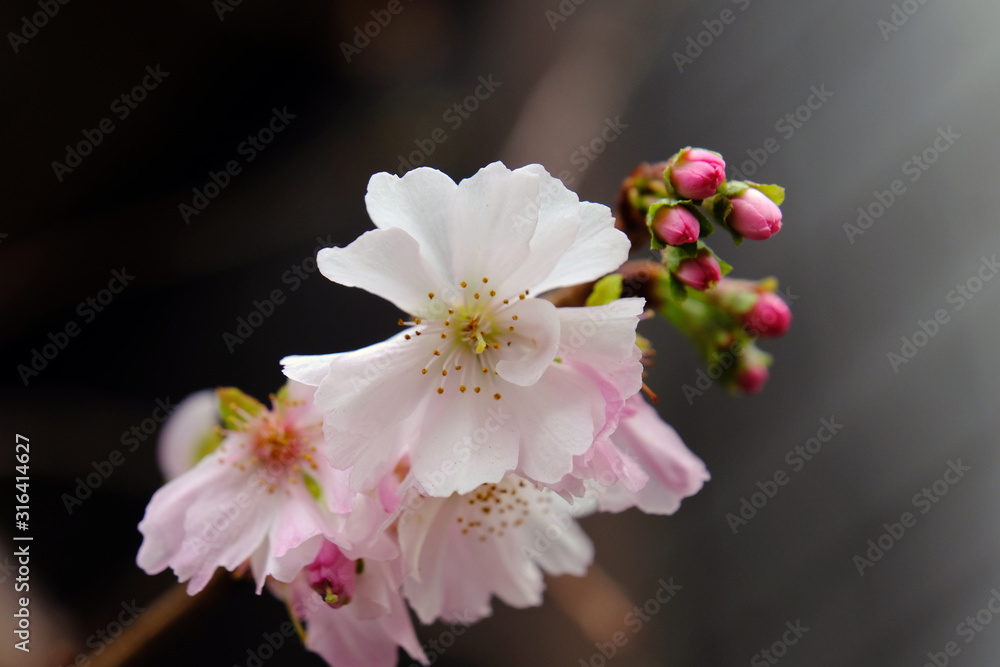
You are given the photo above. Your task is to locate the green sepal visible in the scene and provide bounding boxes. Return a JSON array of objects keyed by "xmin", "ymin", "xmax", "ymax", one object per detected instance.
[
  {"xmin": 586, "ymin": 273, "xmax": 624, "ymax": 307},
  {"xmin": 744, "ymin": 181, "xmax": 785, "ymax": 206},
  {"xmin": 687, "ymin": 204, "xmax": 716, "ymax": 238},
  {"xmin": 696, "ymin": 241, "xmax": 733, "ymax": 277},
  {"xmin": 662, "ymin": 245, "xmax": 687, "ymax": 272},
  {"xmin": 217, "ymin": 387, "xmax": 266, "ymax": 430},
  {"xmin": 727, "ymin": 290, "xmax": 759, "ymax": 314},
  {"xmin": 302, "ymin": 473, "xmax": 323, "ymax": 501},
  {"xmin": 191, "ymin": 428, "xmax": 225, "ymax": 465},
  {"xmin": 667, "ymin": 274, "xmax": 689, "ymax": 302},
  {"xmin": 705, "ymin": 192, "xmax": 743, "ymax": 246}
]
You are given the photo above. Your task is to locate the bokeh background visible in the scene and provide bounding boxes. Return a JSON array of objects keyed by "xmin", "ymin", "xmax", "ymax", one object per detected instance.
[{"xmin": 3, "ymin": 0, "xmax": 1000, "ymax": 665}]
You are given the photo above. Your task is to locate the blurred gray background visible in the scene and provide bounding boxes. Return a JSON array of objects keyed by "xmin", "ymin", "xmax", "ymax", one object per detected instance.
[{"xmin": 2, "ymin": 0, "xmax": 999, "ymax": 665}]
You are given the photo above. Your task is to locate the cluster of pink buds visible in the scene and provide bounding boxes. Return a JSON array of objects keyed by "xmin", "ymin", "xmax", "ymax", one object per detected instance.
[{"xmin": 616, "ymin": 148, "xmax": 791, "ymax": 393}]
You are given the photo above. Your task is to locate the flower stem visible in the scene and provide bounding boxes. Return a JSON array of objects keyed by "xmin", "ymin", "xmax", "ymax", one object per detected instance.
[{"xmin": 86, "ymin": 572, "xmax": 231, "ymax": 667}]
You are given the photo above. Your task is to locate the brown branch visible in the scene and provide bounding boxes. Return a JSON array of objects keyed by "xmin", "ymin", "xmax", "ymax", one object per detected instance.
[{"xmin": 87, "ymin": 572, "xmax": 233, "ymax": 667}]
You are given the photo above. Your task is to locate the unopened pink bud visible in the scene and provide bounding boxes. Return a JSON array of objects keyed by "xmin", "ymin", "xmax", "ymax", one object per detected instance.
[
  {"xmin": 742, "ymin": 292, "xmax": 792, "ymax": 338},
  {"xmin": 675, "ymin": 255, "xmax": 722, "ymax": 290},
  {"xmin": 651, "ymin": 205, "xmax": 700, "ymax": 246},
  {"xmin": 306, "ymin": 541, "xmax": 358, "ymax": 608},
  {"xmin": 728, "ymin": 188, "xmax": 782, "ymax": 240},
  {"xmin": 670, "ymin": 148, "xmax": 726, "ymax": 200},
  {"xmin": 736, "ymin": 364, "xmax": 769, "ymax": 394}
]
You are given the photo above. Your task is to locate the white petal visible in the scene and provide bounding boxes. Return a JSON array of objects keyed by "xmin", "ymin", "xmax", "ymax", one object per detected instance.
[
  {"xmin": 556, "ymin": 298, "xmax": 646, "ymax": 416},
  {"xmin": 449, "ymin": 162, "xmax": 540, "ymax": 286},
  {"xmin": 494, "ymin": 297, "xmax": 561, "ymax": 387},
  {"xmin": 409, "ymin": 395, "xmax": 519, "ymax": 496},
  {"xmin": 512, "ymin": 164, "xmax": 630, "ymax": 294},
  {"xmin": 156, "ymin": 389, "xmax": 218, "ymax": 479},
  {"xmin": 280, "ymin": 354, "xmax": 340, "ymax": 387},
  {"xmin": 365, "ymin": 167, "xmax": 458, "ymax": 283},
  {"xmin": 318, "ymin": 226, "xmax": 446, "ymax": 317}
]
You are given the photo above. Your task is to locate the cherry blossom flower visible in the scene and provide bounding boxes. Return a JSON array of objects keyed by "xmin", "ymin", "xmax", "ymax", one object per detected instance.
[
  {"xmin": 393, "ymin": 474, "xmax": 593, "ymax": 624},
  {"xmin": 137, "ymin": 382, "xmax": 369, "ymax": 594},
  {"xmin": 274, "ymin": 540, "xmax": 428, "ymax": 667},
  {"xmin": 282, "ymin": 162, "xmax": 644, "ymax": 498}
]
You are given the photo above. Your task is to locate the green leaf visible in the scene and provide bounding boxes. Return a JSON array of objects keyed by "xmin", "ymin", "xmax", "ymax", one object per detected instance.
[
  {"xmin": 217, "ymin": 387, "xmax": 265, "ymax": 430},
  {"xmin": 585, "ymin": 274, "xmax": 624, "ymax": 307}
]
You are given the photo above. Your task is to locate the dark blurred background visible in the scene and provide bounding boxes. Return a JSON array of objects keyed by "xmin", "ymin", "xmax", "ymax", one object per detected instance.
[{"xmin": 3, "ymin": 0, "xmax": 1000, "ymax": 665}]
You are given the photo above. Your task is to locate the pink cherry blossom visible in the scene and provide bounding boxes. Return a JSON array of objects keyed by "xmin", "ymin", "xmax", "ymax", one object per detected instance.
[
  {"xmin": 282, "ymin": 163, "xmax": 644, "ymax": 498},
  {"xmin": 274, "ymin": 541, "xmax": 428, "ymax": 667},
  {"xmin": 137, "ymin": 382, "xmax": 369, "ymax": 594},
  {"xmin": 394, "ymin": 474, "xmax": 593, "ymax": 625}
]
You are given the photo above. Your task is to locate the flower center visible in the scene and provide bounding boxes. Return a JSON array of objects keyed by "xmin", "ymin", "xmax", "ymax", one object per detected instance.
[
  {"xmin": 306, "ymin": 543, "xmax": 359, "ymax": 609},
  {"xmin": 216, "ymin": 409, "xmax": 321, "ymax": 494},
  {"xmin": 401, "ymin": 277, "xmax": 530, "ymax": 400},
  {"xmin": 453, "ymin": 477, "xmax": 552, "ymax": 543}
]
